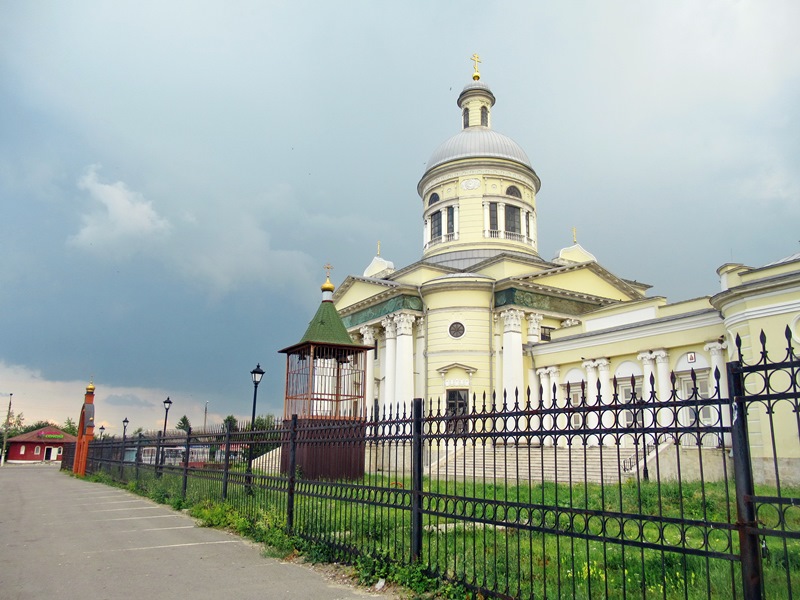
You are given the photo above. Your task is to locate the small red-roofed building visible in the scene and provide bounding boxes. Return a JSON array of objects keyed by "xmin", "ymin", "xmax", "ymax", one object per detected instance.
[{"xmin": 5, "ymin": 427, "xmax": 77, "ymax": 463}]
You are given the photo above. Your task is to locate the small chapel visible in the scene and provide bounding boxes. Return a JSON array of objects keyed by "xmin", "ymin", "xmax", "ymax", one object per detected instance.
[{"xmin": 329, "ymin": 58, "xmax": 800, "ymax": 468}]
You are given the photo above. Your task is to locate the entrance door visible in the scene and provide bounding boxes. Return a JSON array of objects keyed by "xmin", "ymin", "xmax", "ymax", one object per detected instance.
[
  {"xmin": 44, "ymin": 447, "xmax": 54, "ymax": 461},
  {"xmin": 446, "ymin": 389, "xmax": 468, "ymax": 433}
]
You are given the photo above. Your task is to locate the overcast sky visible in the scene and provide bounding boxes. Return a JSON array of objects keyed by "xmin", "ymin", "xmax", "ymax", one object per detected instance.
[{"xmin": 1, "ymin": 1, "xmax": 798, "ymax": 436}]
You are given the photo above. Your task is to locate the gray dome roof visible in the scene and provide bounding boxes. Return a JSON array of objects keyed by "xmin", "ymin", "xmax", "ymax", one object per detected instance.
[{"xmin": 424, "ymin": 127, "xmax": 533, "ymax": 172}]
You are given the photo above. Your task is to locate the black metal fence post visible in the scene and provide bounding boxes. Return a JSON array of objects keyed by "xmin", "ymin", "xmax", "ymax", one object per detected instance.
[
  {"xmin": 182, "ymin": 426, "xmax": 192, "ymax": 500},
  {"xmin": 135, "ymin": 432, "xmax": 142, "ymax": 483},
  {"xmin": 222, "ymin": 420, "xmax": 232, "ymax": 500},
  {"xmin": 411, "ymin": 397, "xmax": 423, "ymax": 563},
  {"xmin": 728, "ymin": 360, "xmax": 763, "ymax": 600},
  {"xmin": 286, "ymin": 414, "xmax": 298, "ymax": 535},
  {"xmin": 155, "ymin": 431, "xmax": 163, "ymax": 478}
]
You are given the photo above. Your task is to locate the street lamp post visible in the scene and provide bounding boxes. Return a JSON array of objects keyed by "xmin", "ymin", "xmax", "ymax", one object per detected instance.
[
  {"xmin": 159, "ymin": 397, "xmax": 172, "ymax": 473},
  {"xmin": 1, "ymin": 393, "xmax": 13, "ymax": 468},
  {"xmin": 246, "ymin": 364, "xmax": 265, "ymax": 488},
  {"xmin": 121, "ymin": 418, "xmax": 129, "ymax": 478},
  {"xmin": 98, "ymin": 425, "xmax": 105, "ymax": 440}
]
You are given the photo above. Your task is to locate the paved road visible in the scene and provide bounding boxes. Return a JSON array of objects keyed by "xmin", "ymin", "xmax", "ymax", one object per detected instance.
[{"xmin": 0, "ymin": 464, "xmax": 386, "ymax": 600}]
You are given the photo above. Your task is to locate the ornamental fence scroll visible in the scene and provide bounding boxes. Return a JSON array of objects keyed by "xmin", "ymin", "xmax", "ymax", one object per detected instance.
[{"xmin": 61, "ymin": 326, "xmax": 799, "ymax": 600}]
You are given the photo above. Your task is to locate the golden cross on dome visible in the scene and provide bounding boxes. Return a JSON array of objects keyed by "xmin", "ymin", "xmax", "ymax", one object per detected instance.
[
  {"xmin": 377, "ymin": 241, "xmax": 381, "ymax": 257},
  {"xmin": 572, "ymin": 227, "xmax": 577, "ymax": 244},
  {"xmin": 323, "ymin": 263, "xmax": 333, "ymax": 278},
  {"xmin": 471, "ymin": 53, "xmax": 481, "ymax": 80}
]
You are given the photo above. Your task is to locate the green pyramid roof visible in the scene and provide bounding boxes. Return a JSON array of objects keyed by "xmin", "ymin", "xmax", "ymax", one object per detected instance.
[{"xmin": 298, "ymin": 300, "xmax": 355, "ymax": 346}]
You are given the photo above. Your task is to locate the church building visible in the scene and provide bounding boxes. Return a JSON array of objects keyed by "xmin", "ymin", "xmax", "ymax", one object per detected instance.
[{"xmin": 330, "ymin": 60, "xmax": 800, "ymax": 466}]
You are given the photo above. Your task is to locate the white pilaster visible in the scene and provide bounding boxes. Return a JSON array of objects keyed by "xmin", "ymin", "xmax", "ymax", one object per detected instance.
[
  {"xmin": 493, "ymin": 315, "xmax": 502, "ymax": 404},
  {"xmin": 483, "ymin": 201, "xmax": 490, "ymax": 237},
  {"xmin": 381, "ymin": 317, "xmax": 397, "ymax": 412},
  {"xmin": 498, "ymin": 202, "xmax": 506, "ymax": 238},
  {"xmin": 453, "ymin": 205, "xmax": 459, "ymax": 240},
  {"xmin": 705, "ymin": 341, "xmax": 731, "ymax": 445}
]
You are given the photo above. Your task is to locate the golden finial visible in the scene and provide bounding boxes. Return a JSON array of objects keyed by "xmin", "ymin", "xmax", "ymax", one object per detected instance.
[
  {"xmin": 471, "ymin": 53, "xmax": 481, "ymax": 80},
  {"xmin": 86, "ymin": 377, "xmax": 95, "ymax": 393},
  {"xmin": 572, "ymin": 227, "xmax": 577, "ymax": 244},
  {"xmin": 377, "ymin": 241, "xmax": 381, "ymax": 257},
  {"xmin": 321, "ymin": 263, "xmax": 335, "ymax": 293}
]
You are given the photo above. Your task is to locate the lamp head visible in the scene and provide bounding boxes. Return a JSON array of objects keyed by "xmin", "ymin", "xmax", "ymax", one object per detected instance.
[
  {"xmin": 163, "ymin": 397, "xmax": 172, "ymax": 411},
  {"xmin": 251, "ymin": 363, "xmax": 265, "ymax": 385},
  {"xmin": 123, "ymin": 417, "xmax": 129, "ymax": 427}
]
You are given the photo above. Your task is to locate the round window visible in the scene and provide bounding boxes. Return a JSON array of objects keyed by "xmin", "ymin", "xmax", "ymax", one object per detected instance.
[{"xmin": 449, "ymin": 322, "xmax": 465, "ymax": 338}]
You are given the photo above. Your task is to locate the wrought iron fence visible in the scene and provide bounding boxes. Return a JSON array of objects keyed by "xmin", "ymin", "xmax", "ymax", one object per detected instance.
[{"xmin": 61, "ymin": 327, "xmax": 800, "ymax": 599}]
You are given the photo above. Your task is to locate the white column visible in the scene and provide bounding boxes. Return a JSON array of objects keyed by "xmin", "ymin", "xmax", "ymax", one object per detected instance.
[
  {"xmin": 526, "ymin": 312, "xmax": 543, "ymax": 344},
  {"xmin": 637, "ymin": 352, "xmax": 656, "ymax": 401},
  {"xmin": 453, "ymin": 205, "xmax": 459, "ymax": 240},
  {"xmin": 705, "ymin": 341, "xmax": 731, "ymax": 446},
  {"xmin": 583, "ymin": 360, "xmax": 599, "ymax": 446},
  {"xmin": 498, "ymin": 202, "xmax": 506, "ymax": 238},
  {"xmin": 360, "ymin": 325, "xmax": 376, "ymax": 415},
  {"xmin": 652, "ymin": 349, "xmax": 671, "ymax": 440},
  {"xmin": 414, "ymin": 317, "xmax": 426, "ymax": 400},
  {"xmin": 423, "ymin": 219, "xmax": 429, "ymax": 247},
  {"xmin": 394, "ymin": 313, "xmax": 416, "ymax": 408},
  {"xmin": 597, "ymin": 359, "xmax": 613, "ymax": 445},
  {"xmin": 381, "ymin": 317, "xmax": 397, "ymax": 412},
  {"xmin": 547, "ymin": 366, "xmax": 565, "ymax": 446},
  {"xmin": 537, "ymin": 367, "xmax": 552, "ymax": 446},
  {"xmin": 637, "ymin": 351, "xmax": 658, "ymax": 437},
  {"xmin": 483, "ymin": 201, "xmax": 490, "ymax": 237},
  {"xmin": 501, "ymin": 309, "xmax": 524, "ymax": 407},
  {"xmin": 652, "ymin": 350, "xmax": 671, "ymax": 401}
]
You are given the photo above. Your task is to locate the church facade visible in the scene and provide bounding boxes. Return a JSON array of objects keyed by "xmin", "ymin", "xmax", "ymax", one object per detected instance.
[{"xmin": 332, "ymin": 64, "xmax": 800, "ymax": 466}]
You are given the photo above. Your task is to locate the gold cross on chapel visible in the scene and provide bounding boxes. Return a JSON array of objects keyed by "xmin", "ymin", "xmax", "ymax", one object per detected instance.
[
  {"xmin": 471, "ymin": 53, "xmax": 481, "ymax": 80},
  {"xmin": 323, "ymin": 263, "xmax": 333, "ymax": 278}
]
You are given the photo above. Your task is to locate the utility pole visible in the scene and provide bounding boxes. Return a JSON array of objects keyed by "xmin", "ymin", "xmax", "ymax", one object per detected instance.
[
  {"xmin": 1, "ymin": 393, "xmax": 13, "ymax": 467},
  {"xmin": 203, "ymin": 401, "xmax": 208, "ymax": 430}
]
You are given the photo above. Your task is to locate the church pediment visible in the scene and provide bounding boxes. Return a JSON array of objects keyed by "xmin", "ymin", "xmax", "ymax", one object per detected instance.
[{"xmin": 515, "ymin": 261, "xmax": 647, "ymax": 301}]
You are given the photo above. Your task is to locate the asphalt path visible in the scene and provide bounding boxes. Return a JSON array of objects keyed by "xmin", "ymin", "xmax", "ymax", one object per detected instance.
[{"xmin": 0, "ymin": 463, "xmax": 386, "ymax": 600}]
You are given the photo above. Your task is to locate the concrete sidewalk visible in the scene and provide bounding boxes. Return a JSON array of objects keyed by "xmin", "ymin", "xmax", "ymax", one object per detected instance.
[{"xmin": 0, "ymin": 464, "xmax": 390, "ymax": 600}]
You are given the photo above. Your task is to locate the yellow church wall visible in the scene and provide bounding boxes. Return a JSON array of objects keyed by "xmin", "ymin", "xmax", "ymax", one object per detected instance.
[
  {"xmin": 532, "ymin": 269, "xmax": 633, "ymax": 301},
  {"xmin": 393, "ymin": 265, "xmax": 452, "ymax": 287}
]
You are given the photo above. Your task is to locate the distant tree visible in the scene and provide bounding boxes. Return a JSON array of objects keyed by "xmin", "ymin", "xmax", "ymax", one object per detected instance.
[
  {"xmin": 252, "ymin": 414, "xmax": 280, "ymax": 456},
  {"xmin": 222, "ymin": 414, "xmax": 239, "ymax": 432},
  {"xmin": 132, "ymin": 426, "xmax": 144, "ymax": 436},
  {"xmin": 175, "ymin": 415, "xmax": 191, "ymax": 432},
  {"xmin": 21, "ymin": 420, "xmax": 59, "ymax": 435},
  {"xmin": 62, "ymin": 417, "xmax": 78, "ymax": 436},
  {"xmin": 2, "ymin": 410, "xmax": 25, "ymax": 439},
  {"xmin": 253, "ymin": 414, "xmax": 276, "ymax": 431}
]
